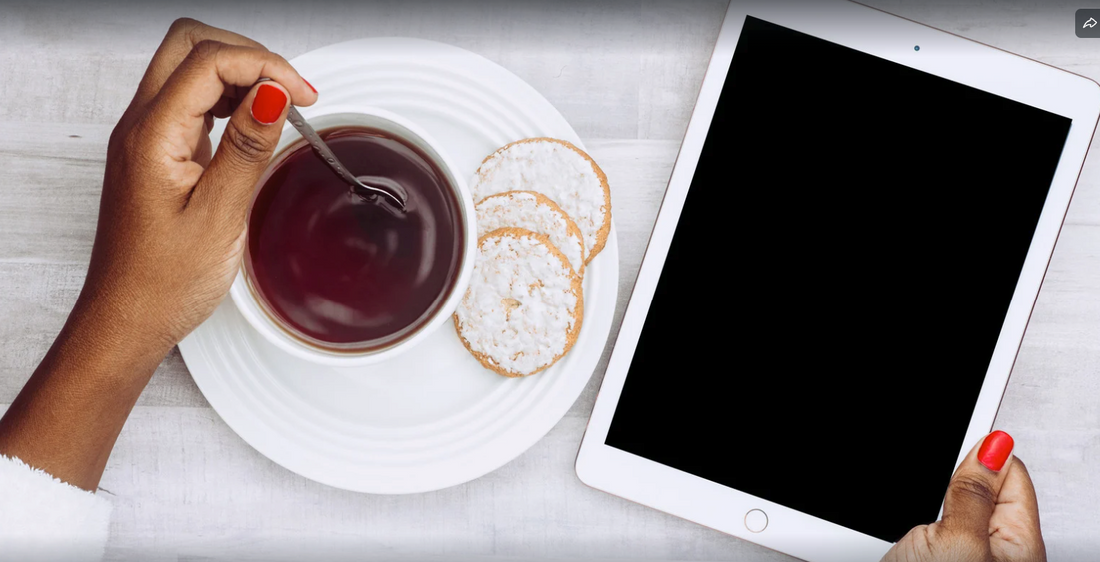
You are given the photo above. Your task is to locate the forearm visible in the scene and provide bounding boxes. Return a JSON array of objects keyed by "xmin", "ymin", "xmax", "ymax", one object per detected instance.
[{"xmin": 0, "ymin": 291, "xmax": 170, "ymax": 491}]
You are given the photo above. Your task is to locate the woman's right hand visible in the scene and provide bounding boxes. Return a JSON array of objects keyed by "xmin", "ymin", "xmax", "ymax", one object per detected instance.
[{"xmin": 883, "ymin": 431, "xmax": 1046, "ymax": 562}]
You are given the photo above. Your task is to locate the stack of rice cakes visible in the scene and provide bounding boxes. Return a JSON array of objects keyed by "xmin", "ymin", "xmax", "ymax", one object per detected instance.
[{"xmin": 454, "ymin": 138, "xmax": 612, "ymax": 377}]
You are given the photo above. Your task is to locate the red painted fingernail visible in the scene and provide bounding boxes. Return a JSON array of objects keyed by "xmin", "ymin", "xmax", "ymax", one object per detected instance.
[
  {"xmin": 303, "ymin": 78, "xmax": 317, "ymax": 93},
  {"xmin": 251, "ymin": 84, "xmax": 287, "ymax": 125},
  {"xmin": 978, "ymin": 431, "xmax": 1014, "ymax": 472}
]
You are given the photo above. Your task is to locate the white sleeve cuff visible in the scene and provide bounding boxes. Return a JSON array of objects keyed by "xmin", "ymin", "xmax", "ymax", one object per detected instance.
[{"xmin": 0, "ymin": 454, "xmax": 111, "ymax": 562}]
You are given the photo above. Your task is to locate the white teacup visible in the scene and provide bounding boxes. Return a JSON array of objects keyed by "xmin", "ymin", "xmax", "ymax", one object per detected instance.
[{"xmin": 229, "ymin": 105, "xmax": 477, "ymax": 367}]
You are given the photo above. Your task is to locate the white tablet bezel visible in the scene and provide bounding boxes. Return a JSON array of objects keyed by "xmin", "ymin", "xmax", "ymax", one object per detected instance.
[{"xmin": 576, "ymin": 2, "xmax": 1100, "ymax": 561}]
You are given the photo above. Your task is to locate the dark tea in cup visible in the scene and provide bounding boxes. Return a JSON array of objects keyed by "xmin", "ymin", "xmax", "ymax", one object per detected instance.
[{"xmin": 246, "ymin": 127, "xmax": 465, "ymax": 352}]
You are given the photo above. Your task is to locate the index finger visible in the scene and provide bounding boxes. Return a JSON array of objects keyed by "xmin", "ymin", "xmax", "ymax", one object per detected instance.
[
  {"xmin": 149, "ymin": 40, "xmax": 316, "ymax": 128},
  {"xmin": 132, "ymin": 18, "xmax": 268, "ymax": 110}
]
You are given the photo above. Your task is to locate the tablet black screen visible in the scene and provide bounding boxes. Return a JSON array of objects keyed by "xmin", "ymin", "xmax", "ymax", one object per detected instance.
[{"xmin": 604, "ymin": 15, "xmax": 1072, "ymax": 543}]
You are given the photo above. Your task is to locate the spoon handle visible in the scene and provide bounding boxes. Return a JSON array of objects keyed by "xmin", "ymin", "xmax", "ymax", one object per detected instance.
[{"xmin": 285, "ymin": 106, "xmax": 364, "ymax": 189}]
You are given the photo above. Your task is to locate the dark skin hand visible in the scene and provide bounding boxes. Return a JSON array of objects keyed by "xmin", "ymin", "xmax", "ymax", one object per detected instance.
[
  {"xmin": 882, "ymin": 433, "xmax": 1045, "ymax": 562},
  {"xmin": 0, "ymin": 20, "xmax": 1049, "ymax": 562},
  {"xmin": 0, "ymin": 18, "xmax": 316, "ymax": 491}
]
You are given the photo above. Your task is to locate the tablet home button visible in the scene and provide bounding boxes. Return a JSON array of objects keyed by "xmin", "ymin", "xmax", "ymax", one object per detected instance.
[{"xmin": 744, "ymin": 509, "xmax": 768, "ymax": 533}]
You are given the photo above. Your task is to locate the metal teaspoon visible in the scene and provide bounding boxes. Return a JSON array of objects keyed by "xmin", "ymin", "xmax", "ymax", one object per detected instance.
[{"xmin": 285, "ymin": 106, "xmax": 408, "ymax": 209}]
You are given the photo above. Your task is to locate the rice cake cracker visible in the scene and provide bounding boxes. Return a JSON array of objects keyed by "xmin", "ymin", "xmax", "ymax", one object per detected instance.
[
  {"xmin": 475, "ymin": 190, "xmax": 586, "ymax": 276},
  {"xmin": 454, "ymin": 227, "xmax": 584, "ymax": 378},
  {"xmin": 470, "ymin": 138, "xmax": 611, "ymax": 264}
]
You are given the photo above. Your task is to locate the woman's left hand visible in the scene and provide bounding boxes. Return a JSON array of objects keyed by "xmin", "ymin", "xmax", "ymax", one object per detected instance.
[
  {"xmin": 0, "ymin": 18, "xmax": 316, "ymax": 491},
  {"xmin": 86, "ymin": 18, "xmax": 318, "ymax": 359}
]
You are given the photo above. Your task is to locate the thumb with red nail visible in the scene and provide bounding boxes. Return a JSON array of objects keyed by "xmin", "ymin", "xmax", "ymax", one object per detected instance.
[{"xmin": 882, "ymin": 431, "xmax": 1046, "ymax": 562}]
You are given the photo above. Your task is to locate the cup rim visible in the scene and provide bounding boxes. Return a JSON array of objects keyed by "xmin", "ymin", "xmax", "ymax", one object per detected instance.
[{"xmin": 228, "ymin": 104, "xmax": 477, "ymax": 367}]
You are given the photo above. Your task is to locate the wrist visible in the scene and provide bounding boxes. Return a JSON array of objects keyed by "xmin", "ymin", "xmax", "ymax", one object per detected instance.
[{"xmin": 65, "ymin": 285, "xmax": 176, "ymax": 377}]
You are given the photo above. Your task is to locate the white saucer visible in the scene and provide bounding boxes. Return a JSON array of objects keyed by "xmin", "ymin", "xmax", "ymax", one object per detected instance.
[{"xmin": 178, "ymin": 38, "xmax": 619, "ymax": 494}]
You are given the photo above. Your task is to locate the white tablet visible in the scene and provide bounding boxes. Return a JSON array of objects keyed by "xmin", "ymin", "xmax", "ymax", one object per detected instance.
[{"xmin": 576, "ymin": 2, "xmax": 1100, "ymax": 560}]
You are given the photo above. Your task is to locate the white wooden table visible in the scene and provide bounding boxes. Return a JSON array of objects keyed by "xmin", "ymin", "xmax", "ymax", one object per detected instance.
[{"xmin": 2, "ymin": 1, "xmax": 1099, "ymax": 560}]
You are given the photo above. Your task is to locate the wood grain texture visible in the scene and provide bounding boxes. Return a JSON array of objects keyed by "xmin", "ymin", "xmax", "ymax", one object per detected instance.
[
  {"xmin": 1, "ymin": 1, "xmax": 1099, "ymax": 561},
  {"xmin": 83, "ymin": 408, "xmax": 786, "ymax": 562}
]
